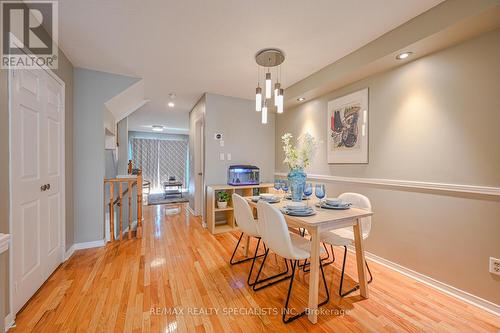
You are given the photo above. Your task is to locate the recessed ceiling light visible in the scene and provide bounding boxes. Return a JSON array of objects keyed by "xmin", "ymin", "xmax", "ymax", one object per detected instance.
[
  {"xmin": 151, "ymin": 125, "xmax": 164, "ymax": 132},
  {"xmin": 167, "ymin": 102, "xmax": 175, "ymax": 108},
  {"xmin": 297, "ymin": 97, "xmax": 306, "ymax": 102},
  {"xmin": 396, "ymin": 52, "xmax": 413, "ymax": 60}
]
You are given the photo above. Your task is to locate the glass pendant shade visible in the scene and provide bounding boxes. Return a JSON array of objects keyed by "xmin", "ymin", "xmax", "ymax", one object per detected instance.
[
  {"xmin": 255, "ymin": 87, "xmax": 262, "ymax": 111},
  {"xmin": 274, "ymin": 83, "xmax": 280, "ymax": 106},
  {"xmin": 265, "ymin": 72, "xmax": 272, "ymax": 99},
  {"xmin": 261, "ymin": 104, "xmax": 268, "ymax": 124},
  {"xmin": 277, "ymin": 88, "xmax": 284, "ymax": 114}
]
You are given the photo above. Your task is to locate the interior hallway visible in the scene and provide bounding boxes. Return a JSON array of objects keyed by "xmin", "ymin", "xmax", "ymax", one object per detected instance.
[{"xmin": 10, "ymin": 204, "xmax": 500, "ymax": 332}]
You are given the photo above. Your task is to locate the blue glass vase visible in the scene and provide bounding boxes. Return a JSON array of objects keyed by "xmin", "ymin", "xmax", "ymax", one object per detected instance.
[{"xmin": 288, "ymin": 168, "xmax": 306, "ymax": 202}]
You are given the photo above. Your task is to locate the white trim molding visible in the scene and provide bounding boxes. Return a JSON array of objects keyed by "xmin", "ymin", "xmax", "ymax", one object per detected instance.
[
  {"xmin": 73, "ymin": 239, "xmax": 106, "ymax": 251},
  {"xmin": 64, "ymin": 245, "xmax": 76, "ymax": 261},
  {"xmin": 274, "ymin": 172, "xmax": 500, "ymax": 196},
  {"xmin": 346, "ymin": 247, "xmax": 500, "ymax": 317},
  {"xmin": 4, "ymin": 313, "xmax": 14, "ymax": 331},
  {"xmin": 0, "ymin": 234, "xmax": 10, "ymax": 254}
]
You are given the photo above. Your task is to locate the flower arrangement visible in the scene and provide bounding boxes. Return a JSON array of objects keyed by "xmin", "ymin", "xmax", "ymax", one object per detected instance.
[{"xmin": 282, "ymin": 133, "xmax": 317, "ymax": 170}]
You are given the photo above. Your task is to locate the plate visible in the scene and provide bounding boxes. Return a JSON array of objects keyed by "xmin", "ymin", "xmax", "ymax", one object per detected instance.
[
  {"xmin": 285, "ymin": 202, "xmax": 307, "ymax": 210},
  {"xmin": 251, "ymin": 197, "xmax": 281, "ymax": 204},
  {"xmin": 281, "ymin": 208, "xmax": 316, "ymax": 216},
  {"xmin": 316, "ymin": 202, "xmax": 351, "ymax": 210}
]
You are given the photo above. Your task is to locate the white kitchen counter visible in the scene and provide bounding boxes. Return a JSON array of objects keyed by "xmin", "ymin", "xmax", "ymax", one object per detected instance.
[{"xmin": 0, "ymin": 233, "xmax": 10, "ymax": 253}]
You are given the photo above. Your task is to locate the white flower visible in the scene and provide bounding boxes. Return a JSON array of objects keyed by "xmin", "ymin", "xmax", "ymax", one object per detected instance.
[{"xmin": 281, "ymin": 132, "xmax": 316, "ymax": 170}]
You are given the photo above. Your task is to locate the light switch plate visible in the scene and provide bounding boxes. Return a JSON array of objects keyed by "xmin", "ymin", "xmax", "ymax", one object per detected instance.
[
  {"xmin": 227, "ymin": 153, "xmax": 231, "ymax": 161},
  {"xmin": 220, "ymin": 140, "xmax": 224, "ymax": 147},
  {"xmin": 219, "ymin": 152, "xmax": 225, "ymax": 161}
]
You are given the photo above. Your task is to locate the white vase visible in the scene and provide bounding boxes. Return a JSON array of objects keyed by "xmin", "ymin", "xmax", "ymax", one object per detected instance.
[{"xmin": 217, "ymin": 201, "xmax": 228, "ymax": 209}]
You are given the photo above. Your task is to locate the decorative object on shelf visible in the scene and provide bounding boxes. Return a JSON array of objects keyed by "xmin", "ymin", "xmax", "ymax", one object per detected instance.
[
  {"xmin": 217, "ymin": 191, "xmax": 230, "ymax": 209},
  {"xmin": 255, "ymin": 48, "xmax": 285, "ymax": 123},
  {"xmin": 282, "ymin": 133, "xmax": 316, "ymax": 202},
  {"xmin": 327, "ymin": 88, "xmax": 369, "ymax": 163}
]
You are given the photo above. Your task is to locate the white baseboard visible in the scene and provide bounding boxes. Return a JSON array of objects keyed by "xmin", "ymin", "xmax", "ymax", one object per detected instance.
[
  {"xmin": 64, "ymin": 244, "xmax": 75, "ymax": 261},
  {"xmin": 345, "ymin": 246, "xmax": 500, "ymax": 317},
  {"xmin": 73, "ymin": 239, "xmax": 106, "ymax": 251},
  {"xmin": 4, "ymin": 312, "xmax": 14, "ymax": 331}
]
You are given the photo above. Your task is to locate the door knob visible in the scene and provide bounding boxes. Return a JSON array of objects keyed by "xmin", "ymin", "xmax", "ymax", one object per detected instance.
[{"xmin": 41, "ymin": 184, "xmax": 47, "ymax": 191}]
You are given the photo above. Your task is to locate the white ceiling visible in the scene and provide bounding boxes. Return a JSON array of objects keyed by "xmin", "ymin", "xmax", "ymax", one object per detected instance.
[{"xmin": 58, "ymin": 0, "xmax": 443, "ymax": 133}]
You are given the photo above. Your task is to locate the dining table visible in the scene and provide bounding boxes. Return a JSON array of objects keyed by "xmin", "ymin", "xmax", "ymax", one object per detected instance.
[{"xmin": 245, "ymin": 196, "xmax": 373, "ymax": 324}]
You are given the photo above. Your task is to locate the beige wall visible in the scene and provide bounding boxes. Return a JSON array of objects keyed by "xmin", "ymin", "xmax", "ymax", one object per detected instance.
[
  {"xmin": 0, "ymin": 49, "xmax": 74, "ymax": 324},
  {"xmin": 276, "ymin": 29, "xmax": 500, "ymax": 305}
]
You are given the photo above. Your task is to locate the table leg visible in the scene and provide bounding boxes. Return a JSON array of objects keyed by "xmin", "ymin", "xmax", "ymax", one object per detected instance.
[
  {"xmin": 353, "ymin": 218, "xmax": 369, "ymax": 298},
  {"xmin": 307, "ymin": 227, "xmax": 320, "ymax": 324}
]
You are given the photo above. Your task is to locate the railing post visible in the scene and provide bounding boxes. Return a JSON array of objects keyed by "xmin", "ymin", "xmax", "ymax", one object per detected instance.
[
  {"xmin": 109, "ymin": 182, "xmax": 115, "ymax": 242},
  {"xmin": 118, "ymin": 182, "xmax": 123, "ymax": 240},
  {"xmin": 136, "ymin": 170, "xmax": 143, "ymax": 238},
  {"xmin": 128, "ymin": 160, "xmax": 133, "ymax": 174},
  {"xmin": 128, "ymin": 180, "xmax": 133, "ymax": 240}
]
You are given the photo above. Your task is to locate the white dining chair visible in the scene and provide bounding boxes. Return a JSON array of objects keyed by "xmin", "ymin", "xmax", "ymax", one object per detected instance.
[
  {"xmin": 231, "ymin": 194, "xmax": 289, "ymax": 287},
  {"xmin": 255, "ymin": 201, "xmax": 329, "ymax": 323},
  {"xmin": 320, "ymin": 192, "xmax": 373, "ymax": 297}
]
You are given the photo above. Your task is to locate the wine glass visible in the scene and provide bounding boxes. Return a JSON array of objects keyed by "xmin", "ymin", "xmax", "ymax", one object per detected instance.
[
  {"xmin": 303, "ymin": 183, "xmax": 313, "ymax": 206},
  {"xmin": 274, "ymin": 179, "xmax": 282, "ymax": 198},
  {"xmin": 281, "ymin": 180, "xmax": 289, "ymax": 197},
  {"xmin": 315, "ymin": 184, "xmax": 326, "ymax": 206}
]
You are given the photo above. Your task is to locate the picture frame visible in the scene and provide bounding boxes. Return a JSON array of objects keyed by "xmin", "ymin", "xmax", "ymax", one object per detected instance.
[{"xmin": 327, "ymin": 88, "xmax": 369, "ymax": 164}]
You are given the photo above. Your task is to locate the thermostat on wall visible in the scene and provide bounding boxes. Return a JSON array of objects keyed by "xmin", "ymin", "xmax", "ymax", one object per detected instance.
[{"xmin": 214, "ymin": 133, "xmax": 223, "ymax": 140}]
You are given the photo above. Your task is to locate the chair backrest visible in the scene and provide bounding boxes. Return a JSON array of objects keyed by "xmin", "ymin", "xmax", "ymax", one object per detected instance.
[
  {"xmin": 232, "ymin": 194, "xmax": 259, "ymax": 237},
  {"xmin": 256, "ymin": 201, "xmax": 295, "ymax": 259},
  {"xmin": 338, "ymin": 192, "xmax": 372, "ymax": 238}
]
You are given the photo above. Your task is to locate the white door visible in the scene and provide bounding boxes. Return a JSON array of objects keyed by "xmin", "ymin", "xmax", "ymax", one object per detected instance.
[
  {"xmin": 10, "ymin": 68, "xmax": 64, "ymax": 314},
  {"xmin": 194, "ymin": 119, "xmax": 204, "ymax": 217}
]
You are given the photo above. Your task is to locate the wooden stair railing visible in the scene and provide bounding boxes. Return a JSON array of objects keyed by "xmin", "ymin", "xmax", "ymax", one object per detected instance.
[{"xmin": 104, "ymin": 170, "xmax": 143, "ymax": 241}]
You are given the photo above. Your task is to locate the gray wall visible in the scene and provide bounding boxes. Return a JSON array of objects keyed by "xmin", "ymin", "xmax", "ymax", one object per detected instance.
[
  {"xmin": 0, "ymin": 49, "xmax": 74, "ymax": 326},
  {"xmin": 276, "ymin": 29, "xmax": 500, "ymax": 305},
  {"xmin": 73, "ymin": 68, "xmax": 138, "ymax": 243},
  {"xmin": 204, "ymin": 93, "xmax": 275, "ymax": 185}
]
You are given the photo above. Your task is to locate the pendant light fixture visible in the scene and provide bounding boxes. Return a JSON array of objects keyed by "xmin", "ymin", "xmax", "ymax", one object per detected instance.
[
  {"xmin": 274, "ymin": 82, "xmax": 281, "ymax": 106},
  {"xmin": 277, "ymin": 88, "xmax": 284, "ymax": 114},
  {"xmin": 255, "ymin": 87, "xmax": 262, "ymax": 112},
  {"xmin": 254, "ymin": 48, "xmax": 285, "ymax": 123},
  {"xmin": 262, "ymin": 101, "xmax": 268, "ymax": 124}
]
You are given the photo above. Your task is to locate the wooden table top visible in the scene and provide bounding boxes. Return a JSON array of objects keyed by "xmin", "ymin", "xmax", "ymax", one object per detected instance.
[{"xmin": 245, "ymin": 196, "xmax": 373, "ymax": 229}]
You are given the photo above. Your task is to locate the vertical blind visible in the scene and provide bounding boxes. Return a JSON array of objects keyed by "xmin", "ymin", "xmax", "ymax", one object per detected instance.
[{"xmin": 131, "ymin": 137, "xmax": 188, "ymax": 192}]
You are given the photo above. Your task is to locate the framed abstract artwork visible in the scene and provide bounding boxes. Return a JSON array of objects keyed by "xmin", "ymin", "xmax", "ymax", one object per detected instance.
[{"xmin": 327, "ymin": 88, "xmax": 369, "ymax": 164}]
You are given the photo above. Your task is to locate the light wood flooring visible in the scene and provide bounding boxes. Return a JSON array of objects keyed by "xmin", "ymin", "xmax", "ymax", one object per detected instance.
[{"xmin": 10, "ymin": 204, "xmax": 500, "ymax": 332}]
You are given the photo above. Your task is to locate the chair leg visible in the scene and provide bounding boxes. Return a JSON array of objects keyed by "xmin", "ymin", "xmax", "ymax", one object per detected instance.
[
  {"xmin": 246, "ymin": 237, "xmax": 261, "ymax": 286},
  {"xmin": 283, "ymin": 258, "xmax": 330, "ymax": 323},
  {"xmin": 339, "ymin": 246, "xmax": 373, "ymax": 297},
  {"xmin": 229, "ymin": 233, "xmax": 265, "ymax": 265},
  {"xmin": 252, "ymin": 249, "xmax": 292, "ymax": 291},
  {"xmin": 300, "ymin": 243, "xmax": 335, "ymax": 272}
]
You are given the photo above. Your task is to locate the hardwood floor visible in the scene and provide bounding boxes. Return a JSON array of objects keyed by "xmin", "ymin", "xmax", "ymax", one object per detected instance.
[{"xmin": 11, "ymin": 204, "xmax": 500, "ymax": 332}]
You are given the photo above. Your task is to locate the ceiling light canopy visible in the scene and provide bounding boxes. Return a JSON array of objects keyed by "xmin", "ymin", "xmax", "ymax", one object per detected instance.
[
  {"xmin": 396, "ymin": 52, "xmax": 413, "ymax": 60},
  {"xmin": 255, "ymin": 48, "xmax": 285, "ymax": 124},
  {"xmin": 151, "ymin": 125, "xmax": 164, "ymax": 132},
  {"xmin": 167, "ymin": 102, "xmax": 175, "ymax": 108},
  {"xmin": 297, "ymin": 97, "xmax": 306, "ymax": 102}
]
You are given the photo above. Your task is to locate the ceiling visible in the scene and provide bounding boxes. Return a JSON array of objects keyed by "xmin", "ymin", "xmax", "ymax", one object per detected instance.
[{"xmin": 58, "ymin": 0, "xmax": 443, "ymax": 133}]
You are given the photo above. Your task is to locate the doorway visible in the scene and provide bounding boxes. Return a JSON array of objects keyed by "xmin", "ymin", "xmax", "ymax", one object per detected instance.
[
  {"xmin": 194, "ymin": 118, "xmax": 205, "ymax": 221},
  {"xmin": 9, "ymin": 67, "xmax": 66, "ymax": 315}
]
